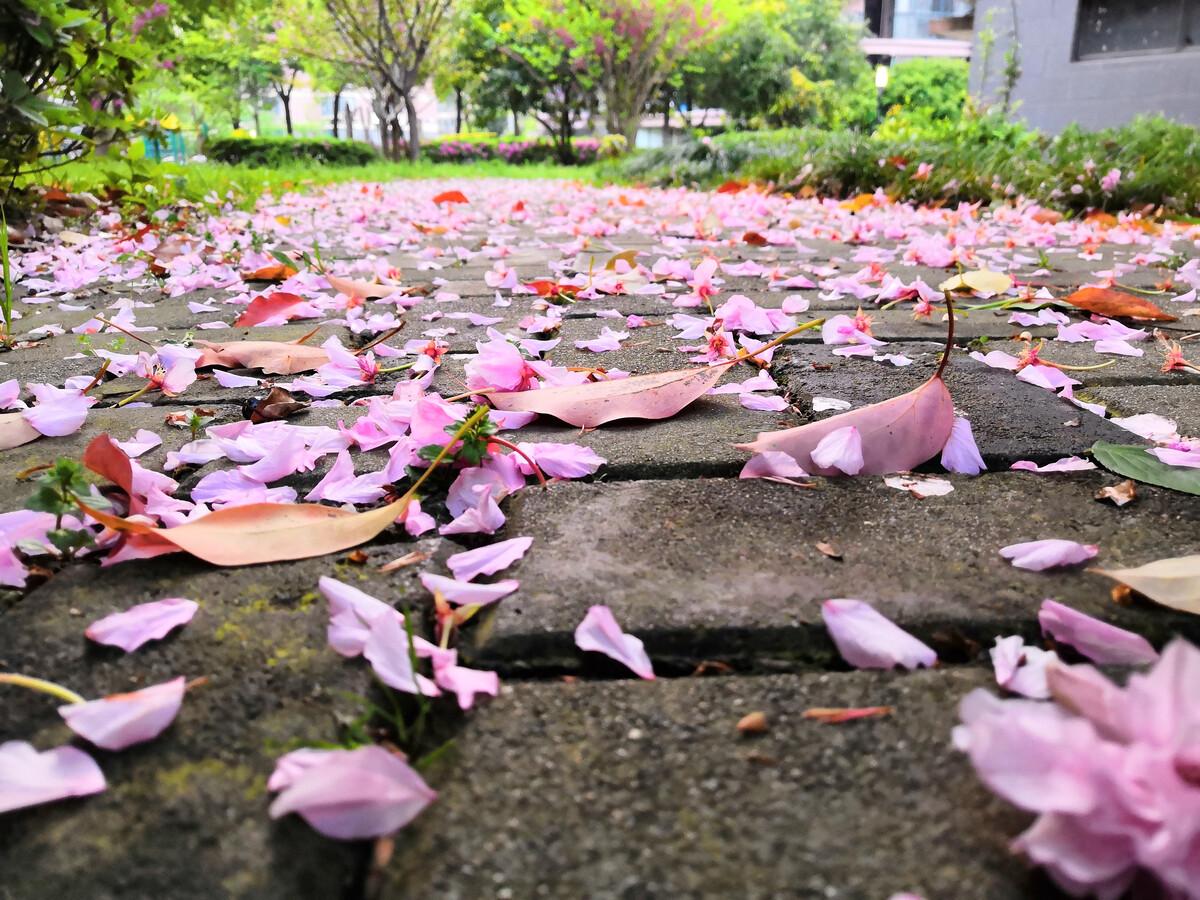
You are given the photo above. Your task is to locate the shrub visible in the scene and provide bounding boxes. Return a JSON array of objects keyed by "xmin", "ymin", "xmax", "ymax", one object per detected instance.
[
  {"xmin": 881, "ymin": 58, "xmax": 969, "ymax": 123},
  {"xmin": 0, "ymin": 0, "xmax": 146, "ymax": 186},
  {"xmin": 204, "ymin": 136, "xmax": 379, "ymax": 167},
  {"xmin": 603, "ymin": 115, "xmax": 1200, "ymax": 215},
  {"xmin": 422, "ymin": 134, "xmax": 600, "ymax": 165}
]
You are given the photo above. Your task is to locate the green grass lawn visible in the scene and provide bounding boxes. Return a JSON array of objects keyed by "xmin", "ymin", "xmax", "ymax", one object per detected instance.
[{"xmin": 19, "ymin": 158, "xmax": 602, "ymax": 212}]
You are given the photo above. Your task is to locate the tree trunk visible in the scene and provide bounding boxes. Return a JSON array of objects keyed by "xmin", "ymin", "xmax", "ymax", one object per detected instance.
[
  {"xmin": 378, "ymin": 113, "xmax": 390, "ymax": 157},
  {"xmin": 345, "ymin": 104, "xmax": 353, "ymax": 140},
  {"xmin": 511, "ymin": 104, "xmax": 520, "ymax": 135},
  {"xmin": 391, "ymin": 115, "xmax": 404, "ymax": 159},
  {"xmin": 455, "ymin": 88, "xmax": 463, "ymax": 133},
  {"xmin": 662, "ymin": 100, "xmax": 669, "ymax": 146},
  {"xmin": 282, "ymin": 94, "xmax": 294, "ymax": 136},
  {"xmin": 332, "ymin": 89, "xmax": 342, "ymax": 138},
  {"xmin": 404, "ymin": 93, "xmax": 420, "ymax": 161},
  {"xmin": 253, "ymin": 105, "xmax": 261, "ymax": 137}
]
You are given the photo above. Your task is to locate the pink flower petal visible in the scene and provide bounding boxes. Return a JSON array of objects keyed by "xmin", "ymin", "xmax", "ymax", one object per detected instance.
[
  {"xmin": 431, "ymin": 649, "xmax": 499, "ymax": 710},
  {"xmin": 85, "ymin": 597, "xmax": 198, "ymax": 652},
  {"xmin": 940, "ymin": 416, "xmax": 987, "ymax": 475},
  {"xmin": 1038, "ymin": 600, "xmax": 1159, "ymax": 666},
  {"xmin": 21, "ymin": 384, "xmax": 95, "ymax": 436},
  {"xmin": 574, "ymin": 605, "xmax": 655, "ymax": 679},
  {"xmin": 1011, "ymin": 457, "xmax": 1097, "ymax": 473},
  {"xmin": 446, "ymin": 536, "xmax": 533, "ymax": 581},
  {"xmin": 739, "ymin": 450, "xmax": 809, "ymax": 483},
  {"xmin": 59, "ymin": 677, "xmax": 186, "ymax": 751},
  {"xmin": 810, "ymin": 425, "xmax": 864, "ymax": 475},
  {"xmin": 418, "ymin": 572, "xmax": 518, "ymax": 607},
  {"xmin": 268, "ymin": 745, "xmax": 436, "ymax": 840},
  {"xmin": 1148, "ymin": 447, "xmax": 1200, "ymax": 469},
  {"xmin": 361, "ymin": 613, "xmax": 440, "ymax": 696},
  {"xmin": 999, "ymin": 539, "xmax": 1099, "ymax": 571},
  {"xmin": 821, "ymin": 599, "xmax": 936, "ymax": 670},
  {"xmin": 990, "ymin": 635, "xmax": 1057, "ymax": 699},
  {"xmin": 0, "ymin": 741, "xmax": 106, "ymax": 813},
  {"xmin": 113, "ymin": 429, "xmax": 163, "ymax": 458}
]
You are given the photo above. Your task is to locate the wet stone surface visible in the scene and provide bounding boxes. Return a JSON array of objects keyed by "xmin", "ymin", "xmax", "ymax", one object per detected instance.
[
  {"xmin": 384, "ymin": 669, "xmax": 1041, "ymax": 900},
  {"xmin": 471, "ymin": 474, "xmax": 1200, "ymax": 673}
]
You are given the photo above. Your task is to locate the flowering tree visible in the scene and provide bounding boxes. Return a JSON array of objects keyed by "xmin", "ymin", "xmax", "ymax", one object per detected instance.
[{"xmin": 322, "ymin": 0, "xmax": 455, "ymax": 160}]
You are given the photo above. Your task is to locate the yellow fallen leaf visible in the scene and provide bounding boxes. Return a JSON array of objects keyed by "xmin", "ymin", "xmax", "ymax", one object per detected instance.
[
  {"xmin": 1094, "ymin": 555, "xmax": 1200, "ymax": 615},
  {"xmin": 938, "ymin": 269, "xmax": 1013, "ymax": 295}
]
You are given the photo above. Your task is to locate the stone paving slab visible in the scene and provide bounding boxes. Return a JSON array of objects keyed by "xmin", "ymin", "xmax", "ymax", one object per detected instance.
[
  {"xmin": 384, "ymin": 668, "xmax": 1044, "ymax": 900},
  {"xmin": 0, "ymin": 541, "xmax": 441, "ymax": 900},
  {"xmin": 976, "ymin": 339, "xmax": 1190, "ymax": 387},
  {"xmin": 468, "ymin": 474, "xmax": 1200, "ymax": 673},
  {"xmin": 1085, "ymin": 384, "xmax": 1200, "ymax": 436},
  {"xmin": 776, "ymin": 343, "xmax": 1138, "ymax": 465}
]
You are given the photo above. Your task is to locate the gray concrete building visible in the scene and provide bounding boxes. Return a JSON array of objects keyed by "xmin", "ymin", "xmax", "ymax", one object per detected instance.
[{"xmin": 970, "ymin": 0, "xmax": 1200, "ymax": 131}]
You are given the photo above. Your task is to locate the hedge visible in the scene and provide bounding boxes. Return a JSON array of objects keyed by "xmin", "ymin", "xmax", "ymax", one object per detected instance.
[
  {"xmin": 205, "ymin": 136, "xmax": 379, "ymax": 167},
  {"xmin": 603, "ymin": 115, "xmax": 1200, "ymax": 216}
]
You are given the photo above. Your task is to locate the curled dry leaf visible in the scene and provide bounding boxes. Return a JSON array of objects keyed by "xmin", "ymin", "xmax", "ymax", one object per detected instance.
[
  {"xmin": 491, "ymin": 321, "xmax": 822, "ymax": 428},
  {"xmin": 1095, "ymin": 480, "xmax": 1137, "ymax": 507},
  {"xmin": 489, "ymin": 364, "xmax": 731, "ymax": 428},
  {"xmin": 802, "ymin": 706, "xmax": 893, "ymax": 724},
  {"xmin": 739, "ymin": 303, "xmax": 956, "ymax": 476},
  {"xmin": 379, "ymin": 550, "xmax": 432, "ymax": 573},
  {"xmin": 1064, "ymin": 287, "xmax": 1176, "ymax": 322},
  {"xmin": 195, "ymin": 338, "xmax": 330, "ymax": 375},
  {"xmin": 736, "ymin": 711, "xmax": 768, "ymax": 734},
  {"xmin": 325, "ymin": 274, "xmax": 404, "ymax": 301},
  {"xmin": 234, "ymin": 292, "xmax": 309, "ymax": 327},
  {"xmin": 80, "ymin": 496, "xmax": 408, "ymax": 567},
  {"xmin": 247, "ymin": 386, "xmax": 309, "ymax": 423},
  {"xmin": 242, "ymin": 261, "xmax": 297, "ymax": 282},
  {"xmin": 815, "ymin": 541, "xmax": 843, "ymax": 560},
  {"xmin": 1094, "ymin": 555, "xmax": 1200, "ymax": 616},
  {"xmin": 0, "ymin": 412, "xmax": 41, "ymax": 451}
]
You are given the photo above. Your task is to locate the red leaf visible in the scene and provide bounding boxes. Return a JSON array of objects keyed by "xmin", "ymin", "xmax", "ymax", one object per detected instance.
[
  {"xmin": 742, "ymin": 231, "xmax": 768, "ymax": 246},
  {"xmin": 234, "ymin": 292, "xmax": 308, "ymax": 327},
  {"xmin": 716, "ymin": 180, "xmax": 747, "ymax": 194},
  {"xmin": 83, "ymin": 434, "xmax": 142, "ymax": 513},
  {"xmin": 433, "ymin": 190, "xmax": 469, "ymax": 205},
  {"xmin": 1064, "ymin": 287, "xmax": 1176, "ymax": 322}
]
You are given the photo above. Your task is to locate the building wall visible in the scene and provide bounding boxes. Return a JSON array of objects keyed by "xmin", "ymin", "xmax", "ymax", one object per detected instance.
[{"xmin": 971, "ymin": 0, "xmax": 1200, "ymax": 132}]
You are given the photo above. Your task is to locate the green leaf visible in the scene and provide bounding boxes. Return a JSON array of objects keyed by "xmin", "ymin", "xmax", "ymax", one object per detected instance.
[{"xmin": 1091, "ymin": 442, "xmax": 1200, "ymax": 495}]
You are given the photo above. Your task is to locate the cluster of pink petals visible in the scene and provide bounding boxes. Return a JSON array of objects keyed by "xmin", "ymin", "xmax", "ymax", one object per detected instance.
[
  {"xmin": 956, "ymin": 640, "xmax": 1200, "ymax": 899},
  {"xmin": 268, "ymin": 745, "xmax": 436, "ymax": 840},
  {"xmin": 318, "ymin": 577, "xmax": 498, "ymax": 709}
]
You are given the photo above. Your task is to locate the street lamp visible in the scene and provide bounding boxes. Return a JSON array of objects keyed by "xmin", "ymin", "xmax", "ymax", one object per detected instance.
[{"xmin": 874, "ymin": 63, "xmax": 890, "ymax": 126}]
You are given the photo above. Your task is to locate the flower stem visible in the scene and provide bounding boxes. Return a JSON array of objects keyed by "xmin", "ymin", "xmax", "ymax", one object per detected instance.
[
  {"xmin": 487, "ymin": 436, "xmax": 548, "ymax": 488},
  {"xmin": 94, "ymin": 317, "xmax": 158, "ymax": 349},
  {"xmin": 115, "ymin": 381, "xmax": 157, "ymax": 407},
  {"xmin": 356, "ymin": 323, "xmax": 405, "ymax": 356},
  {"xmin": 377, "ymin": 361, "xmax": 415, "ymax": 375},
  {"xmin": 402, "ymin": 406, "xmax": 490, "ymax": 501},
  {"xmin": 735, "ymin": 317, "xmax": 825, "ymax": 364},
  {"xmin": 0, "ymin": 673, "xmax": 86, "ymax": 705}
]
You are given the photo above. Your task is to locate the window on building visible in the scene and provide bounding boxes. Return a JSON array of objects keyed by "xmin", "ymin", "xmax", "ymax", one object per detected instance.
[
  {"xmin": 1075, "ymin": 0, "xmax": 1199, "ymax": 58},
  {"xmin": 887, "ymin": 1, "xmax": 975, "ymax": 40}
]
